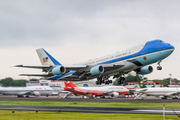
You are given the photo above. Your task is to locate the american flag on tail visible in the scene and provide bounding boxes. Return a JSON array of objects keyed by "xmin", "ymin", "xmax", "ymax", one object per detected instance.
[{"xmin": 43, "ymin": 57, "xmax": 48, "ymax": 63}]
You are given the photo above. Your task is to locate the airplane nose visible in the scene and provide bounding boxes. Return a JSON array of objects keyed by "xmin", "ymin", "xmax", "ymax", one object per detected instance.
[{"xmin": 167, "ymin": 43, "xmax": 175, "ymax": 50}]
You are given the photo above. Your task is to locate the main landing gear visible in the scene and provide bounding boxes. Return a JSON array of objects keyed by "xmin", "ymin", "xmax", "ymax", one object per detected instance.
[
  {"xmin": 161, "ymin": 96, "xmax": 167, "ymax": 99},
  {"xmin": 157, "ymin": 60, "xmax": 162, "ymax": 70},
  {"xmin": 118, "ymin": 77, "xmax": 125, "ymax": 85},
  {"xmin": 95, "ymin": 76, "xmax": 112, "ymax": 85},
  {"xmin": 113, "ymin": 74, "xmax": 125, "ymax": 85}
]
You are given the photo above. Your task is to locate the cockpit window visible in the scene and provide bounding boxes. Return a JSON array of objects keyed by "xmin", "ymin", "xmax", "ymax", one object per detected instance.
[{"xmin": 156, "ymin": 40, "xmax": 163, "ymax": 43}]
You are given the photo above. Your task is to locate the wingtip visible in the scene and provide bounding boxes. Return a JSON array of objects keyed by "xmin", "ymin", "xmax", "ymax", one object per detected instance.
[{"xmin": 14, "ymin": 65, "xmax": 23, "ymax": 67}]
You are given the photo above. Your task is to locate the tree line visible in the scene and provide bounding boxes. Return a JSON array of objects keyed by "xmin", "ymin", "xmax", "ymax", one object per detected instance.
[
  {"xmin": 0, "ymin": 77, "xmax": 38, "ymax": 87},
  {"xmin": 0, "ymin": 76, "xmax": 179, "ymax": 87},
  {"xmin": 113, "ymin": 75, "xmax": 180, "ymax": 87}
]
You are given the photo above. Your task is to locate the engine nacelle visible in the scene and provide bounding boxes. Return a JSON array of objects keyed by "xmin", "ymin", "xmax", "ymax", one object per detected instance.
[
  {"xmin": 90, "ymin": 65, "xmax": 104, "ymax": 76},
  {"xmin": 111, "ymin": 92, "xmax": 119, "ymax": 98},
  {"xmin": 52, "ymin": 66, "xmax": 66, "ymax": 75},
  {"xmin": 137, "ymin": 66, "xmax": 153, "ymax": 75},
  {"xmin": 33, "ymin": 91, "xmax": 41, "ymax": 96}
]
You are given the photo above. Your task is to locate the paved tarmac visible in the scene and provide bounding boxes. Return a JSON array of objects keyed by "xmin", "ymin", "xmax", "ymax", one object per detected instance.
[
  {"xmin": 0, "ymin": 105, "xmax": 180, "ymax": 115},
  {"xmin": 0, "ymin": 96, "xmax": 180, "ymax": 115},
  {"xmin": 0, "ymin": 95, "xmax": 180, "ymax": 103}
]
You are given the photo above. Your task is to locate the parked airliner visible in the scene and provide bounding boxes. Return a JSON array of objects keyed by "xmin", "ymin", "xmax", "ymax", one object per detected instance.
[
  {"xmin": 63, "ymin": 81, "xmax": 129, "ymax": 98},
  {"xmin": 0, "ymin": 86, "xmax": 53, "ymax": 97},
  {"xmin": 16, "ymin": 39, "xmax": 174, "ymax": 85},
  {"xmin": 135, "ymin": 75, "xmax": 180, "ymax": 99}
]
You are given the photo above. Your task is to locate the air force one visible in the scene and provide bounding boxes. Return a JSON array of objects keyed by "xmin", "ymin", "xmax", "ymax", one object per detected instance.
[
  {"xmin": 16, "ymin": 39, "xmax": 174, "ymax": 84},
  {"xmin": 63, "ymin": 81, "xmax": 129, "ymax": 98},
  {"xmin": 135, "ymin": 75, "xmax": 180, "ymax": 100},
  {"xmin": 0, "ymin": 86, "xmax": 53, "ymax": 97}
]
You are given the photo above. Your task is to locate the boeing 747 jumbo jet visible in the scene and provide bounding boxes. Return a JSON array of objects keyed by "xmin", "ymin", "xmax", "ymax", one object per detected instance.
[
  {"xmin": 135, "ymin": 75, "xmax": 180, "ymax": 100},
  {"xmin": 63, "ymin": 81, "xmax": 129, "ymax": 98},
  {"xmin": 0, "ymin": 86, "xmax": 53, "ymax": 98},
  {"xmin": 16, "ymin": 39, "xmax": 174, "ymax": 85}
]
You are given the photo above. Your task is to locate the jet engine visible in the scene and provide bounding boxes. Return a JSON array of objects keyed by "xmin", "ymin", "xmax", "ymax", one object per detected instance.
[
  {"xmin": 90, "ymin": 65, "xmax": 104, "ymax": 76},
  {"xmin": 137, "ymin": 66, "xmax": 153, "ymax": 75},
  {"xmin": 52, "ymin": 66, "xmax": 66, "ymax": 75},
  {"xmin": 111, "ymin": 92, "xmax": 119, "ymax": 98},
  {"xmin": 32, "ymin": 91, "xmax": 41, "ymax": 96}
]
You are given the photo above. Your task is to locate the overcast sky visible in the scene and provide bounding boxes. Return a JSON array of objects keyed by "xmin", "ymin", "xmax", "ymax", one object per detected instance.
[{"xmin": 0, "ymin": 0, "xmax": 180, "ymax": 80}]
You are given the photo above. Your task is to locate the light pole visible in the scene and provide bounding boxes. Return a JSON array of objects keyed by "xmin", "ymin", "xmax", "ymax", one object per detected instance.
[{"xmin": 169, "ymin": 74, "xmax": 172, "ymax": 85}]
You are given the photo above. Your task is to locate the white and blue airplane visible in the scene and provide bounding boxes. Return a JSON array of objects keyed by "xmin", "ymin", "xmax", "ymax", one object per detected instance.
[{"xmin": 16, "ymin": 39, "xmax": 174, "ymax": 85}]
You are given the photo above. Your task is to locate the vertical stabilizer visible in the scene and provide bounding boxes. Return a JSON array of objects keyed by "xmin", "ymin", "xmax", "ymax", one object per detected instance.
[
  {"xmin": 136, "ymin": 74, "xmax": 147, "ymax": 88},
  {"xmin": 64, "ymin": 81, "xmax": 77, "ymax": 87},
  {"xmin": 36, "ymin": 48, "xmax": 61, "ymax": 66}
]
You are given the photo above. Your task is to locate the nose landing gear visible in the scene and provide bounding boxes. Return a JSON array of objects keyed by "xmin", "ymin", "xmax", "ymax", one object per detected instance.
[
  {"xmin": 157, "ymin": 60, "xmax": 162, "ymax": 70},
  {"xmin": 157, "ymin": 66, "xmax": 162, "ymax": 70}
]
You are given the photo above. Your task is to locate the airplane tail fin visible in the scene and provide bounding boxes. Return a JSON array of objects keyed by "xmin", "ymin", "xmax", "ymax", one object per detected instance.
[
  {"xmin": 64, "ymin": 81, "xmax": 77, "ymax": 87},
  {"xmin": 36, "ymin": 48, "xmax": 61, "ymax": 66},
  {"xmin": 136, "ymin": 74, "xmax": 147, "ymax": 88}
]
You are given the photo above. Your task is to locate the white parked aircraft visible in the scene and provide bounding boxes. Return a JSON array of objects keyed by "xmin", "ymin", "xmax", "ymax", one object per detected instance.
[
  {"xmin": 135, "ymin": 75, "xmax": 180, "ymax": 99},
  {"xmin": 16, "ymin": 39, "xmax": 174, "ymax": 85},
  {"xmin": 0, "ymin": 86, "xmax": 53, "ymax": 97}
]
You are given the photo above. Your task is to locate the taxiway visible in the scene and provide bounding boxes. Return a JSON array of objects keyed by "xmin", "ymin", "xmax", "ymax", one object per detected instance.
[
  {"xmin": 0, "ymin": 105, "xmax": 180, "ymax": 115},
  {"xmin": 0, "ymin": 96, "xmax": 179, "ymax": 103}
]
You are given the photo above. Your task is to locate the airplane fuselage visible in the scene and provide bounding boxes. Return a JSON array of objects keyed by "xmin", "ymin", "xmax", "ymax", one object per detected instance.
[
  {"xmin": 64, "ymin": 86, "xmax": 129, "ymax": 96},
  {"xmin": 0, "ymin": 86, "xmax": 53, "ymax": 96},
  {"xmin": 136, "ymin": 87, "xmax": 180, "ymax": 96},
  {"xmin": 48, "ymin": 39, "xmax": 174, "ymax": 81}
]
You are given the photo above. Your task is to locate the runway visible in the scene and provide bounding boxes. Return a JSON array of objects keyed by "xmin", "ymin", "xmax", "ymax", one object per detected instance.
[
  {"xmin": 0, "ymin": 96, "xmax": 180, "ymax": 115},
  {"xmin": 0, "ymin": 105, "xmax": 180, "ymax": 115},
  {"xmin": 0, "ymin": 96, "xmax": 180, "ymax": 103}
]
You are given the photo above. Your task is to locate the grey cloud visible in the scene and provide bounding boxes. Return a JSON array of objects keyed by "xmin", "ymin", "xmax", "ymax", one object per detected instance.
[
  {"xmin": 0, "ymin": 0, "xmax": 180, "ymax": 80},
  {"xmin": 0, "ymin": 0, "xmax": 180, "ymax": 48}
]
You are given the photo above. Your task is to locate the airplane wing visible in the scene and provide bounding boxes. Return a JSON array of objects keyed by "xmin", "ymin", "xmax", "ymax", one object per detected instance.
[
  {"xmin": 15, "ymin": 64, "xmax": 88, "ymax": 73},
  {"xmin": 60, "ymin": 63, "xmax": 124, "ymax": 72},
  {"xmin": 15, "ymin": 63, "xmax": 125, "ymax": 77},
  {"xmin": 17, "ymin": 91, "xmax": 31, "ymax": 95},
  {"xmin": 64, "ymin": 65, "xmax": 88, "ymax": 70},
  {"xmin": 17, "ymin": 91, "xmax": 41, "ymax": 96},
  {"xmin": 96, "ymin": 91, "xmax": 114, "ymax": 96},
  {"xmin": 15, "ymin": 65, "xmax": 52, "ymax": 69},
  {"xmin": 139, "ymin": 89, "xmax": 148, "ymax": 91},
  {"xmin": 164, "ymin": 92, "xmax": 180, "ymax": 96},
  {"xmin": 61, "ymin": 63, "xmax": 125, "ymax": 78},
  {"xmin": 19, "ymin": 73, "xmax": 53, "ymax": 77},
  {"xmin": 100, "ymin": 63, "xmax": 125, "ymax": 70},
  {"xmin": 15, "ymin": 65, "xmax": 54, "ymax": 72},
  {"xmin": 136, "ymin": 88, "xmax": 148, "ymax": 93}
]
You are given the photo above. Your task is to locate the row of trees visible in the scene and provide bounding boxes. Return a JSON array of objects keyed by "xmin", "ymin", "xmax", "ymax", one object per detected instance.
[
  {"xmin": 113, "ymin": 75, "xmax": 180, "ymax": 87},
  {"xmin": 0, "ymin": 76, "xmax": 179, "ymax": 87},
  {"xmin": 0, "ymin": 77, "xmax": 38, "ymax": 87}
]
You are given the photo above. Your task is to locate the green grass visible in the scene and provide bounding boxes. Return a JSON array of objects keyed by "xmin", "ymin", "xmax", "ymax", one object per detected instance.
[
  {"xmin": 0, "ymin": 111, "xmax": 179, "ymax": 120},
  {"xmin": 0, "ymin": 101, "xmax": 180, "ymax": 108},
  {"xmin": 0, "ymin": 101, "xmax": 179, "ymax": 120}
]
